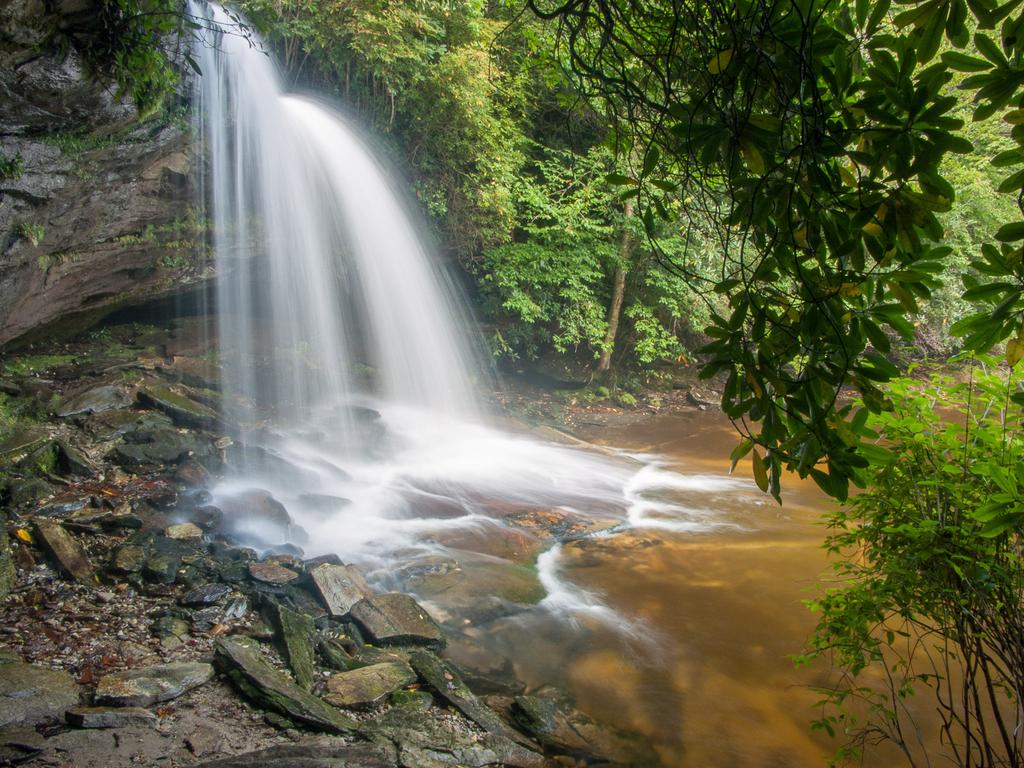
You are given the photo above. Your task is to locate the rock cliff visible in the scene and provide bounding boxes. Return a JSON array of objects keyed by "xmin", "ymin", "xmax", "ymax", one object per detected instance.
[{"xmin": 0, "ymin": 0, "xmax": 207, "ymax": 348}]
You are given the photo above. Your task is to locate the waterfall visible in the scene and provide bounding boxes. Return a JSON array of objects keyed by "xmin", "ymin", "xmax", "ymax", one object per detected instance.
[{"xmin": 191, "ymin": 2, "xmax": 479, "ymax": 441}]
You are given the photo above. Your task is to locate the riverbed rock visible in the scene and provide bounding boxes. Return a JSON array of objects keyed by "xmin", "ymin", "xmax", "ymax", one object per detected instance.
[
  {"xmin": 94, "ymin": 662, "xmax": 213, "ymax": 707},
  {"xmin": 137, "ymin": 385, "xmax": 218, "ymax": 429},
  {"xmin": 0, "ymin": 660, "xmax": 79, "ymax": 727},
  {"xmin": 249, "ymin": 561, "xmax": 299, "ymax": 585},
  {"xmin": 33, "ymin": 520, "xmax": 94, "ymax": 584},
  {"xmin": 511, "ymin": 694, "xmax": 655, "ymax": 764},
  {"xmin": 309, "ymin": 563, "xmax": 372, "ymax": 617},
  {"xmin": 55, "ymin": 439, "xmax": 96, "ymax": 477},
  {"xmin": 0, "ymin": 726, "xmax": 46, "ymax": 764},
  {"xmin": 324, "ymin": 662, "xmax": 416, "ymax": 709},
  {"xmin": 166, "ymin": 522, "xmax": 203, "ymax": 540},
  {"xmin": 111, "ymin": 543, "xmax": 147, "ymax": 574},
  {"xmin": 266, "ymin": 601, "xmax": 316, "ymax": 691},
  {"xmin": 213, "ymin": 637, "xmax": 358, "ymax": 734},
  {"xmin": 216, "ymin": 489, "xmax": 307, "ymax": 549},
  {"xmin": 349, "ymin": 593, "xmax": 444, "ymax": 648},
  {"xmin": 57, "ymin": 385, "xmax": 132, "ymax": 417},
  {"xmin": 65, "ymin": 706, "xmax": 158, "ymax": 729},
  {"xmin": 193, "ymin": 743, "xmax": 394, "ymax": 768},
  {"xmin": 182, "ymin": 583, "xmax": 230, "ymax": 606}
]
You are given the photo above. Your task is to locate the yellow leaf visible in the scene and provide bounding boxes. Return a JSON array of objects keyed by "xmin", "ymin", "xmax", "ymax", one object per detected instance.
[
  {"xmin": 751, "ymin": 449, "xmax": 769, "ymax": 492},
  {"xmin": 862, "ymin": 222, "xmax": 884, "ymax": 238},
  {"xmin": 15, "ymin": 529, "xmax": 31, "ymax": 544},
  {"xmin": 740, "ymin": 141, "xmax": 766, "ymax": 175},
  {"xmin": 838, "ymin": 164, "xmax": 856, "ymax": 187},
  {"xmin": 708, "ymin": 49, "xmax": 733, "ymax": 74},
  {"xmin": 794, "ymin": 226, "xmax": 808, "ymax": 248},
  {"xmin": 1007, "ymin": 337, "xmax": 1024, "ymax": 366}
]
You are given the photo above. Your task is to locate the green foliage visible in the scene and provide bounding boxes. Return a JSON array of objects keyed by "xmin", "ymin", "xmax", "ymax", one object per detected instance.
[
  {"xmin": 0, "ymin": 153, "xmax": 24, "ymax": 181},
  {"xmin": 526, "ymin": 0, "xmax": 1024, "ymax": 502},
  {"xmin": 15, "ymin": 222, "xmax": 45, "ymax": 247},
  {"xmin": 2, "ymin": 355, "xmax": 76, "ymax": 377},
  {"xmin": 801, "ymin": 361, "xmax": 1024, "ymax": 766}
]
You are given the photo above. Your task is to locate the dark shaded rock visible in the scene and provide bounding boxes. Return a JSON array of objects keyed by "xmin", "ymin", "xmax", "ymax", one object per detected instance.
[
  {"xmin": 33, "ymin": 520, "xmax": 94, "ymax": 584},
  {"xmin": 0, "ymin": 726, "xmax": 46, "ymax": 765},
  {"xmin": 193, "ymin": 743, "xmax": 394, "ymax": 768},
  {"xmin": 65, "ymin": 706, "xmax": 157, "ymax": 728},
  {"xmin": 94, "ymin": 662, "xmax": 213, "ymax": 707},
  {"xmin": 137, "ymin": 385, "xmax": 217, "ymax": 429},
  {"xmin": 309, "ymin": 563, "xmax": 372, "ymax": 617},
  {"xmin": 324, "ymin": 662, "xmax": 416, "ymax": 709},
  {"xmin": 36, "ymin": 497, "xmax": 90, "ymax": 517},
  {"xmin": 213, "ymin": 637, "xmax": 358, "ymax": 734},
  {"xmin": 152, "ymin": 615, "xmax": 190, "ymax": 647},
  {"xmin": 55, "ymin": 439, "xmax": 95, "ymax": 477},
  {"xmin": 349, "ymin": 594, "xmax": 444, "ymax": 649},
  {"xmin": 374, "ymin": 704, "xmax": 544, "ymax": 768},
  {"xmin": 409, "ymin": 650, "xmax": 532, "ymax": 750},
  {"xmin": 266, "ymin": 601, "xmax": 316, "ymax": 691},
  {"xmin": 249, "ymin": 561, "xmax": 299, "ymax": 585},
  {"xmin": 182, "ymin": 583, "xmax": 230, "ymax": 606},
  {"xmin": 111, "ymin": 543, "xmax": 147, "ymax": 573},
  {"xmin": 56, "ymin": 385, "xmax": 131, "ymax": 417},
  {"xmin": 175, "ymin": 458, "xmax": 211, "ymax": 487},
  {"xmin": 318, "ymin": 637, "xmax": 356, "ymax": 672},
  {"xmin": 6, "ymin": 478, "xmax": 51, "ymax": 506},
  {"xmin": 511, "ymin": 694, "xmax": 655, "ymax": 764},
  {"xmin": 0, "ymin": 660, "xmax": 79, "ymax": 727},
  {"xmin": 190, "ymin": 606, "xmax": 223, "ymax": 634}
]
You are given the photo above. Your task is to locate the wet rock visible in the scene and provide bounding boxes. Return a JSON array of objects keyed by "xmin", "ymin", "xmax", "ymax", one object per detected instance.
[
  {"xmin": 189, "ymin": 505, "xmax": 224, "ymax": 532},
  {"xmin": 94, "ymin": 662, "xmax": 213, "ymax": 707},
  {"xmin": 152, "ymin": 615, "xmax": 190, "ymax": 648},
  {"xmin": 182, "ymin": 583, "xmax": 230, "ymax": 606},
  {"xmin": 36, "ymin": 497, "xmax": 90, "ymax": 517},
  {"xmin": 55, "ymin": 439, "xmax": 95, "ymax": 477},
  {"xmin": 349, "ymin": 593, "xmax": 444, "ymax": 648},
  {"xmin": 375, "ymin": 705, "xmax": 544, "ymax": 768},
  {"xmin": 143, "ymin": 550, "xmax": 181, "ymax": 584},
  {"xmin": 190, "ymin": 606, "xmax": 224, "ymax": 634},
  {"xmin": 324, "ymin": 662, "xmax": 416, "ymax": 709},
  {"xmin": 6, "ymin": 478, "xmax": 51, "ymax": 507},
  {"xmin": 266, "ymin": 601, "xmax": 316, "ymax": 691},
  {"xmin": 409, "ymin": 650, "xmax": 530, "ymax": 749},
  {"xmin": 316, "ymin": 636, "xmax": 355, "ymax": 671},
  {"xmin": 511, "ymin": 694, "xmax": 654, "ymax": 764},
  {"xmin": 309, "ymin": 563, "xmax": 372, "ymax": 617},
  {"xmin": 213, "ymin": 637, "xmax": 359, "ymax": 734},
  {"xmin": 34, "ymin": 520, "xmax": 94, "ymax": 584},
  {"xmin": 192, "ymin": 743, "xmax": 393, "ymax": 768},
  {"xmin": 0, "ymin": 726, "xmax": 46, "ymax": 765},
  {"xmin": 57, "ymin": 385, "xmax": 132, "ymax": 418},
  {"xmin": 217, "ymin": 489, "xmax": 305, "ymax": 549},
  {"xmin": 166, "ymin": 522, "xmax": 203, "ymax": 540},
  {"xmin": 249, "ymin": 561, "xmax": 299, "ymax": 585},
  {"xmin": 223, "ymin": 596, "xmax": 249, "ymax": 620},
  {"xmin": 65, "ymin": 706, "xmax": 157, "ymax": 729},
  {"xmin": 137, "ymin": 385, "xmax": 217, "ymax": 429},
  {"xmin": 0, "ymin": 660, "xmax": 79, "ymax": 727},
  {"xmin": 175, "ymin": 459, "xmax": 211, "ymax": 487},
  {"xmin": 111, "ymin": 543, "xmax": 147, "ymax": 574}
]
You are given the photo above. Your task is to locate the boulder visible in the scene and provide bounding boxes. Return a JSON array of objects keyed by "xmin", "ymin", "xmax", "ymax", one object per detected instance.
[
  {"xmin": 33, "ymin": 520, "xmax": 94, "ymax": 584},
  {"xmin": 0, "ymin": 660, "xmax": 79, "ymax": 727},
  {"xmin": 323, "ymin": 662, "xmax": 416, "ymax": 709},
  {"xmin": 213, "ymin": 637, "xmax": 358, "ymax": 735},
  {"xmin": 94, "ymin": 662, "xmax": 213, "ymax": 707},
  {"xmin": 266, "ymin": 600, "xmax": 316, "ymax": 691},
  {"xmin": 308, "ymin": 563, "xmax": 371, "ymax": 617},
  {"xmin": 249, "ymin": 561, "xmax": 299, "ymax": 585},
  {"xmin": 137, "ymin": 385, "xmax": 217, "ymax": 429},
  {"xmin": 349, "ymin": 594, "xmax": 444, "ymax": 648}
]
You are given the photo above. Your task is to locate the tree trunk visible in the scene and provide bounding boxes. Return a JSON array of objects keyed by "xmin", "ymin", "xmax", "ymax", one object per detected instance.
[{"xmin": 596, "ymin": 201, "xmax": 634, "ymax": 374}]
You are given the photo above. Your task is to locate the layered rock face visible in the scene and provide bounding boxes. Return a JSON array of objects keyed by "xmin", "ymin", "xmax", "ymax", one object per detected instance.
[{"xmin": 0, "ymin": 0, "xmax": 207, "ymax": 348}]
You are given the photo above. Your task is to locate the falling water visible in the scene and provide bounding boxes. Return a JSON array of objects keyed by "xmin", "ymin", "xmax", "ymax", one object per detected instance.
[{"xmin": 189, "ymin": 3, "xmax": 761, "ymax": 635}]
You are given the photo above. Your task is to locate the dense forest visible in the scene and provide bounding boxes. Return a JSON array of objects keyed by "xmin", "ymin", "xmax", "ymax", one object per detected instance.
[{"xmin": 2, "ymin": 0, "xmax": 1024, "ymax": 766}]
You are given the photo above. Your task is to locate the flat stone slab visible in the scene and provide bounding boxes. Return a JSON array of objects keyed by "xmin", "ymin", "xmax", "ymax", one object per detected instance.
[
  {"xmin": 94, "ymin": 662, "xmax": 213, "ymax": 707},
  {"xmin": 214, "ymin": 637, "xmax": 358, "ymax": 734},
  {"xmin": 324, "ymin": 662, "xmax": 416, "ymax": 709},
  {"xmin": 193, "ymin": 744, "xmax": 393, "ymax": 768},
  {"xmin": 0, "ymin": 661, "xmax": 79, "ymax": 727},
  {"xmin": 266, "ymin": 601, "xmax": 315, "ymax": 691},
  {"xmin": 57, "ymin": 385, "xmax": 132, "ymax": 417},
  {"xmin": 248, "ymin": 561, "xmax": 299, "ymax": 585},
  {"xmin": 166, "ymin": 522, "xmax": 203, "ymax": 540},
  {"xmin": 66, "ymin": 706, "xmax": 157, "ymax": 729},
  {"xmin": 34, "ymin": 521, "xmax": 94, "ymax": 584},
  {"xmin": 181, "ymin": 583, "xmax": 230, "ymax": 606},
  {"xmin": 309, "ymin": 563, "xmax": 371, "ymax": 617},
  {"xmin": 348, "ymin": 593, "xmax": 444, "ymax": 648},
  {"xmin": 137, "ymin": 385, "xmax": 217, "ymax": 429}
]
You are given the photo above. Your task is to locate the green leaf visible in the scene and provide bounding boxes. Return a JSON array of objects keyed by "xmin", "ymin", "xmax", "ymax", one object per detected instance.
[{"xmin": 752, "ymin": 449, "xmax": 769, "ymax": 492}]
